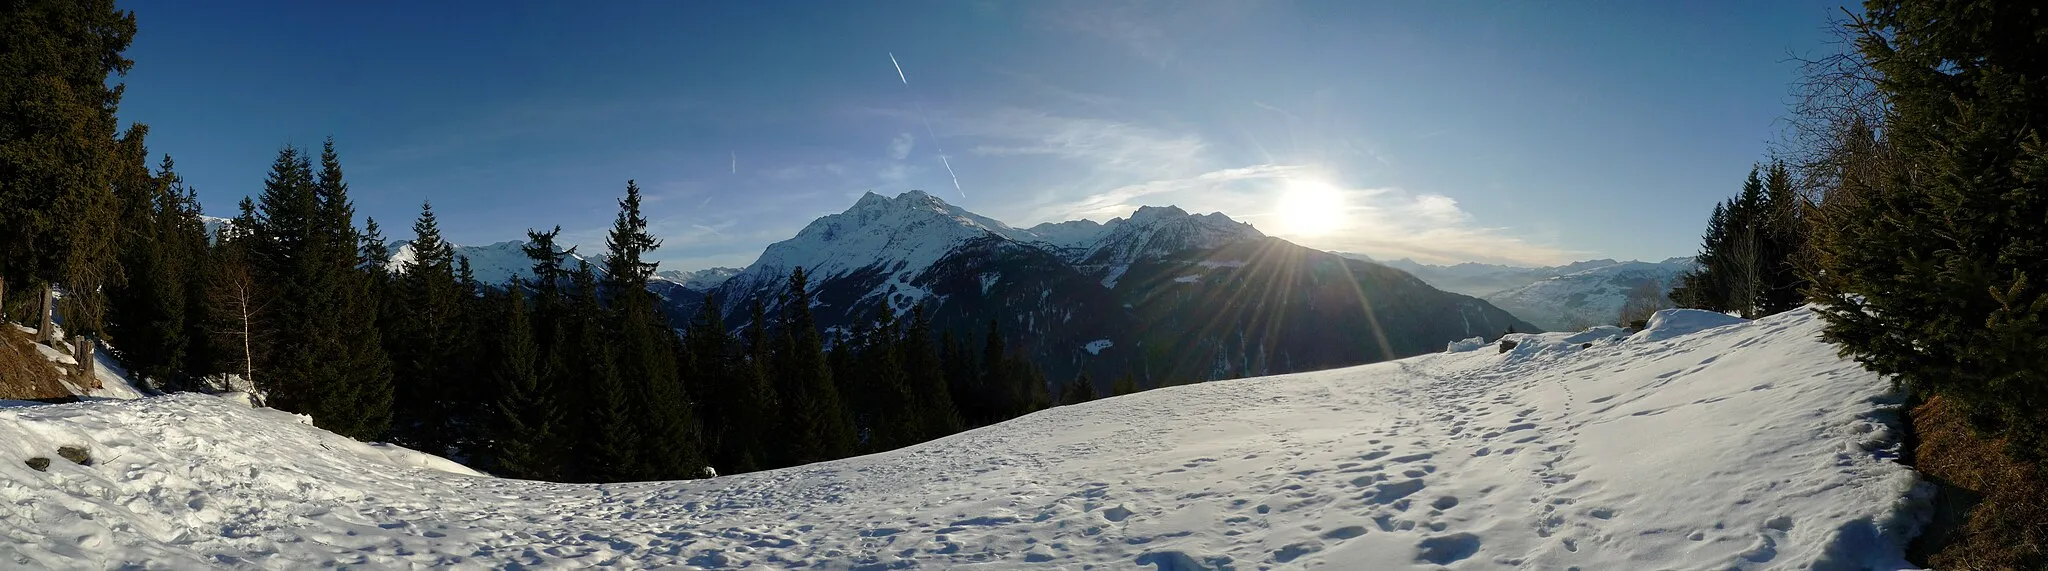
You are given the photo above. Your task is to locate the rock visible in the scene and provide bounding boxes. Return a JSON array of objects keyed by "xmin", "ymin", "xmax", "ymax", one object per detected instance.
[
  {"xmin": 1498, "ymin": 339, "xmax": 1519, "ymax": 354},
  {"xmin": 25, "ymin": 457, "xmax": 50, "ymax": 472},
  {"xmin": 56, "ymin": 445, "xmax": 91, "ymax": 466},
  {"xmin": 1580, "ymin": 342, "xmax": 1593, "ymax": 349}
]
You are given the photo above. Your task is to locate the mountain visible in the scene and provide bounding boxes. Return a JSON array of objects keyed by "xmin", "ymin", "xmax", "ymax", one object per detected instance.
[
  {"xmin": 1480, "ymin": 259, "xmax": 1695, "ymax": 331},
  {"xmin": 1359, "ymin": 256, "xmax": 1696, "ymax": 331},
  {"xmin": 656, "ymin": 267, "xmax": 742, "ymax": 291},
  {"xmin": 1361, "ymin": 256, "xmax": 1628, "ymax": 298},
  {"xmin": 0, "ymin": 308, "xmax": 1923, "ymax": 568},
  {"xmin": 706, "ymin": 190, "xmax": 1537, "ymax": 387}
]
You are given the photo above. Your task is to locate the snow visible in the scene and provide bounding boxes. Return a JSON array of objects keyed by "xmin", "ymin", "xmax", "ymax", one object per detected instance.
[
  {"xmin": 1444, "ymin": 337, "xmax": 1486, "ymax": 353},
  {"xmin": 1085, "ymin": 338, "xmax": 1114, "ymax": 355},
  {"xmin": 0, "ymin": 307, "xmax": 1924, "ymax": 569},
  {"xmin": 1631, "ymin": 308, "xmax": 1748, "ymax": 343},
  {"xmin": 1173, "ymin": 274, "xmax": 1202, "ymax": 283}
]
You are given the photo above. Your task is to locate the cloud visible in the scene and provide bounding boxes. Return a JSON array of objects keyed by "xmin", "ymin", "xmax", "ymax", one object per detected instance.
[
  {"xmin": 889, "ymin": 132, "xmax": 915, "ymax": 161},
  {"xmin": 1283, "ymin": 184, "xmax": 1579, "ymax": 266},
  {"xmin": 1037, "ymin": 164, "xmax": 1300, "ymax": 220},
  {"xmin": 960, "ymin": 108, "xmax": 1206, "ymax": 175}
]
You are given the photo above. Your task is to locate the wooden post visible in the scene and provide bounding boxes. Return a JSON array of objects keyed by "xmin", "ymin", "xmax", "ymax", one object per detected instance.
[
  {"xmin": 38, "ymin": 282, "xmax": 56, "ymax": 345},
  {"xmin": 73, "ymin": 334, "xmax": 98, "ymax": 389}
]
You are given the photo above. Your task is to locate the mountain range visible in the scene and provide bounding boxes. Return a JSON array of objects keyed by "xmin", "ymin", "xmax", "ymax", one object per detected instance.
[
  {"xmin": 389, "ymin": 191, "xmax": 1571, "ymax": 389},
  {"xmin": 1355, "ymin": 256, "xmax": 1696, "ymax": 331}
]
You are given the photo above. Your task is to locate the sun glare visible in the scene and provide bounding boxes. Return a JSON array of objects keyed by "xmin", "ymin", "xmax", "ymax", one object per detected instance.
[{"xmin": 1278, "ymin": 179, "xmax": 1348, "ymax": 236}]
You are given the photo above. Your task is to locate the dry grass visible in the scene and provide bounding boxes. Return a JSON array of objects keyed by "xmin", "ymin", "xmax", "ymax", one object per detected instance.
[
  {"xmin": 1912, "ymin": 395, "xmax": 2048, "ymax": 569},
  {"xmin": 0, "ymin": 325, "xmax": 72, "ymax": 401}
]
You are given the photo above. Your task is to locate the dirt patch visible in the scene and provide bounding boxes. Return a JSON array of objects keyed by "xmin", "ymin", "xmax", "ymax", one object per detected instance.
[
  {"xmin": 1907, "ymin": 395, "xmax": 2048, "ymax": 568},
  {"xmin": 0, "ymin": 326, "xmax": 71, "ymax": 401}
]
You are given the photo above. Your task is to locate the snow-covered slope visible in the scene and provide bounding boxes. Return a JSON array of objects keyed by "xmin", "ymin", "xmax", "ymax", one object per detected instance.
[
  {"xmin": 1482, "ymin": 258, "xmax": 1695, "ymax": 331},
  {"xmin": 0, "ymin": 307, "xmax": 1924, "ymax": 568}
]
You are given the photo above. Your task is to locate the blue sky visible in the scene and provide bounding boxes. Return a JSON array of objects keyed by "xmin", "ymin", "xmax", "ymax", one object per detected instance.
[{"xmin": 116, "ymin": 1, "xmax": 1848, "ymax": 270}]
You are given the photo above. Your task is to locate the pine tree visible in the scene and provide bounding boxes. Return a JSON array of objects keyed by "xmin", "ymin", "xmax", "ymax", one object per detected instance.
[
  {"xmin": 491, "ymin": 288, "xmax": 563, "ymax": 480},
  {"xmin": 1813, "ymin": 0, "xmax": 2048, "ymax": 465},
  {"xmin": 777, "ymin": 266, "xmax": 855, "ymax": 464}
]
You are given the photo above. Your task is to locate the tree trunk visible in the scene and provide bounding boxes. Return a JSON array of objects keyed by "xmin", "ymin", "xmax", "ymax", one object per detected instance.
[
  {"xmin": 73, "ymin": 334, "xmax": 98, "ymax": 389},
  {"xmin": 0, "ymin": 274, "xmax": 8, "ymax": 322},
  {"xmin": 38, "ymin": 282, "xmax": 56, "ymax": 345}
]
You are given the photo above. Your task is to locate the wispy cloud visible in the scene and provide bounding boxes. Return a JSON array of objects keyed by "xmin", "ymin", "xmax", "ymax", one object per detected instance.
[
  {"xmin": 1037, "ymin": 164, "xmax": 1300, "ymax": 220},
  {"xmin": 959, "ymin": 107, "xmax": 1206, "ymax": 175},
  {"xmin": 1267, "ymin": 183, "xmax": 1579, "ymax": 266},
  {"xmin": 889, "ymin": 132, "xmax": 915, "ymax": 161}
]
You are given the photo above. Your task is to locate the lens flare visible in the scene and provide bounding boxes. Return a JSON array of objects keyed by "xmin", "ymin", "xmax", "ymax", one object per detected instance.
[{"xmin": 1278, "ymin": 179, "xmax": 1348, "ymax": 236}]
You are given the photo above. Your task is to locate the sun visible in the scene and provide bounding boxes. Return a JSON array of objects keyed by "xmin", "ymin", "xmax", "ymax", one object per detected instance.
[{"xmin": 1277, "ymin": 178, "xmax": 1348, "ymax": 236}]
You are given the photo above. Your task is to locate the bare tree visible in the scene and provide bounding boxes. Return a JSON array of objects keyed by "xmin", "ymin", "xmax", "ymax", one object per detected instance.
[
  {"xmin": 207, "ymin": 257, "xmax": 268, "ymax": 400},
  {"xmin": 1618, "ymin": 280, "xmax": 1675, "ymax": 328}
]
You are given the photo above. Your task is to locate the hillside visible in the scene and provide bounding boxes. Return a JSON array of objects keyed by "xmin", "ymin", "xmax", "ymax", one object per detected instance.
[
  {"xmin": 1366, "ymin": 257, "xmax": 1696, "ymax": 331},
  {"xmin": 0, "ymin": 308, "xmax": 1923, "ymax": 568}
]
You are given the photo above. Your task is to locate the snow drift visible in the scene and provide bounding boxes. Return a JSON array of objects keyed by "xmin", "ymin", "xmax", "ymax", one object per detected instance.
[{"xmin": 0, "ymin": 308, "xmax": 1925, "ymax": 569}]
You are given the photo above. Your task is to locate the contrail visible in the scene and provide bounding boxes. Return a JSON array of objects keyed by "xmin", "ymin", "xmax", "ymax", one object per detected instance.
[
  {"xmin": 890, "ymin": 52, "xmax": 964, "ymax": 198},
  {"xmin": 730, "ymin": 151, "xmax": 736, "ymax": 174}
]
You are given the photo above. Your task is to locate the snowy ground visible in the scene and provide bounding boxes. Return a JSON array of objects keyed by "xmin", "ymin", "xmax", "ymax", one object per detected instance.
[{"xmin": 0, "ymin": 308, "xmax": 1926, "ymax": 569}]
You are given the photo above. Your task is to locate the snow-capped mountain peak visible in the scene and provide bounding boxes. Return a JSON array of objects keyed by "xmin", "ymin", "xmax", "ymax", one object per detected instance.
[
  {"xmin": 1076, "ymin": 206, "xmax": 1265, "ymax": 287},
  {"xmin": 716, "ymin": 190, "xmax": 1034, "ymax": 313}
]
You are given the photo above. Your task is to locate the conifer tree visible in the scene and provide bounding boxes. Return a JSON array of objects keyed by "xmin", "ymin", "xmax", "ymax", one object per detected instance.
[
  {"xmin": 604, "ymin": 181, "xmax": 704, "ymax": 479},
  {"xmin": 1812, "ymin": 0, "xmax": 2048, "ymax": 465},
  {"xmin": 1062, "ymin": 372, "xmax": 1097, "ymax": 405},
  {"xmin": 390, "ymin": 201, "xmax": 465, "ymax": 451},
  {"xmin": 0, "ymin": 0, "xmax": 136, "ymax": 338},
  {"xmin": 491, "ymin": 288, "xmax": 563, "ymax": 480},
  {"xmin": 725, "ymin": 298, "xmax": 780, "ymax": 472},
  {"xmin": 862, "ymin": 305, "xmax": 917, "ymax": 451},
  {"xmin": 570, "ymin": 260, "xmax": 640, "ymax": 481},
  {"xmin": 903, "ymin": 305, "xmax": 962, "ymax": 439},
  {"xmin": 1111, "ymin": 371, "xmax": 1140, "ymax": 397},
  {"xmin": 777, "ymin": 267, "xmax": 855, "ymax": 464},
  {"xmin": 308, "ymin": 138, "xmax": 393, "ymax": 441}
]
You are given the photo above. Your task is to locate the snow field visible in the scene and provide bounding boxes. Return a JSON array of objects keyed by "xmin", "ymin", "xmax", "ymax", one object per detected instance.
[{"xmin": 0, "ymin": 307, "xmax": 1924, "ymax": 569}]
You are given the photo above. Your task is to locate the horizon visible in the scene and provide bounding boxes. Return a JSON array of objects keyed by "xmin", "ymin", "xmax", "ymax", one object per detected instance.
[{"xmin": 117, "ymin": 1, "xmax": 1844, "ymax": 272}]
